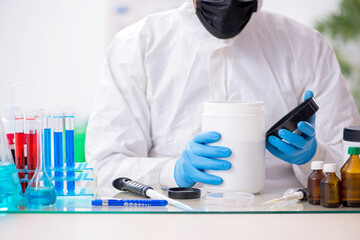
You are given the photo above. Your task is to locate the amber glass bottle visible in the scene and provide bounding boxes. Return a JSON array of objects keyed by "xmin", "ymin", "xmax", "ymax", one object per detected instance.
[
  {"xmin": 320, "ymin": 164, "xmax": 340, "ymax": 208},
  {"xmin": 307, "ymin": 161, "xmax": 324, "ymax": 205},
  {"xmin": 341, "ymin": 147, "xmax": 360, "ymax": 207}
]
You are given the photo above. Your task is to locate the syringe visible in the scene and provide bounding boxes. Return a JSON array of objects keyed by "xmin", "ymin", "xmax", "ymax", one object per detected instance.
[{"xmin": 261, "ymin": 188, "xmax": 308, "ymax": 205}]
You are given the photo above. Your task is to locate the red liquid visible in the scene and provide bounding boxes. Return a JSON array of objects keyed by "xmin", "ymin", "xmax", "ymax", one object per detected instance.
[
  {"xmin": 6, "ymin": 134, "xmax": 16, "ymax": 163},
  {"xmin": 15, "ymin": 132, "xmax": 27, "ymax": 193},
  {"xmin": 27, "ymin": 133, "xmax": 37, "ymax": 180},
  {"xmin": 24, "ymin": 133, "xmax": 27, "ymax": 166}
]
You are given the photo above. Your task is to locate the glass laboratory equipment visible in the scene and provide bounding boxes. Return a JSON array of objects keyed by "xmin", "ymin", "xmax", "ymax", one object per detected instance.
[
  {"xmin": 341, "ymin": 147, "xmax": 360, "ymax": 207},
  {"xmin": 320, "ymin": 164, "xmax": 340, "ymax": 208},
  {"xmin": 0, "ymin": 116, "xmax": 23, "ymax": 208},
  {"xmin": 53, "ymin": 111, "xmax": 64, "ymax": 195},
  {"xmin": 24, "ymin": 113, "xmax": 57, "ymax": 206},
  {"xmin": 25, "ymin": 111, "xmax": 37, "ymax": 181},
  {"xmin": 65, "ymin": 111, "xmax": 75, "ymax": 194},
  {"xmin": 307, "ymin": 161, "xmax": 324, "ymax": 205},
  {"xmin": 43, "ymin": 112, "xmax": 52, "ymax": 172},
  {"xmin": 14, "ymin": 111, "xmax": 27, "ymax": 192}
]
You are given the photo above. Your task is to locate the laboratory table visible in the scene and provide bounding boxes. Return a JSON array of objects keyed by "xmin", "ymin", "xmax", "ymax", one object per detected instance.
[{"xmin": 1, "ymin": 186, "xmax": 360, "ymax": 240}]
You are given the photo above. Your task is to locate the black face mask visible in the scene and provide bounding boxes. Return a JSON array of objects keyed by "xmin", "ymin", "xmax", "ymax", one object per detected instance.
[{"xmin": 195, "ymin": 0, "xmax": 258, "ymax": 39}]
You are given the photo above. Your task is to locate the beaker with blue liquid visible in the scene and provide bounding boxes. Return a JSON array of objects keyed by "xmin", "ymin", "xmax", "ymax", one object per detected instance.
[
  {"xmin": 0, "ymin": 115, "xmax": 23, "ymax": 208},
  {"xmin": 24, "ymin": 112, "xmax": 57, "ymax": 206}
]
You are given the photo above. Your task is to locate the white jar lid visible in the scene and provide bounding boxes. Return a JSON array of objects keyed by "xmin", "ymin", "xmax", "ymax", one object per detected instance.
[
  {"xmin": 311, "ymin": 161, "xmax": 324, "ymax": 170},
  {"xmin": 203, "ymin": 101, "xmax": 264, "ymax": 117},
  {"xmin": 323, "ymin": 163, "xmax": 337, "ymax": 173}
]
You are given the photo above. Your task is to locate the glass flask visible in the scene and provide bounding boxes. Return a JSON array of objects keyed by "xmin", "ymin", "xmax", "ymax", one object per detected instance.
[
  {"xmin": 25, "ymin": 113, "xmax": 57, "ymax": 206},
  {"xmin": 0, "ymin": 115, "xmax": 23, "ymax": 208}
]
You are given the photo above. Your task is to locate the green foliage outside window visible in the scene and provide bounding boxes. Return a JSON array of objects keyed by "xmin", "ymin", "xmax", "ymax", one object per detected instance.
[{"xmin": 315, "ymin": 0, "xmax": 360, "ymax": 110}]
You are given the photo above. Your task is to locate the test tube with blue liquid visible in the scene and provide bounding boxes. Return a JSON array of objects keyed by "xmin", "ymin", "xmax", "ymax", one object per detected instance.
[
  {"xmin": 43, "ymin": 112, "xmax": 52, "ymax": 173},
  {"xmin": 53, "ymin": 111, "xmax": 64, "ymax": 195},
  {"xmin": 24, "ymin": 111, "xmax": 57, "ymax": 206},
  {"xmin": 65, "ymin": 111, "xmax": 75, "ymax": 194}
]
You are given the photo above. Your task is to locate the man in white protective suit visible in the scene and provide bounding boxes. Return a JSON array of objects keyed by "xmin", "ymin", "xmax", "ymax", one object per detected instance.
[{"xmin": 85, "ymin": 0, "xmax": 360, "ymax": 190}]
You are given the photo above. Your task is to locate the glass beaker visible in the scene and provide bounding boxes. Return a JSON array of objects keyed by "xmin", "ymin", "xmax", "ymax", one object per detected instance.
[
  {"xmin": 24, "ymin": 112, "xmax": 57, "ymax": 206},
  {"xmin": 0, "ymin": 115, "xmax": 23, "ymax": 208}
]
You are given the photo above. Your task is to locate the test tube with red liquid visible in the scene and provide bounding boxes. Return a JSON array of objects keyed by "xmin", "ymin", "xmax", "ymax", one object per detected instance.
[
  {"xmin": 15, "ymin": 112, "xmax": 27, "ymax": 192},
  {"xmin": 6, "ymin": 133, "xmax": 15, "ymax": 161},
  {"xmin": 26, "ymin": 111, "xmax": 37, "ymax": 181}
]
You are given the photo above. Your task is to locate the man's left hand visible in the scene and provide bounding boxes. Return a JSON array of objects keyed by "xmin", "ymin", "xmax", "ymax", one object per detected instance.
[{"xmin": 266, "ymin": 90, "xmax": 317, "ymax": 165}]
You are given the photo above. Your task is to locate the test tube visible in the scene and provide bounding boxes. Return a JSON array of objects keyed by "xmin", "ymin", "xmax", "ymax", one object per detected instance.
[
  {"xmin": 44, "ymin": 112, "xmax": 52, "ymax": 171},
  {"xmin": 65, "ymin": 111, "xmax": 75, "ymax": 194},
  {"xmin": 53, "ymin": 111, "xmax": 64, "ymax": 195},
  {"xmin": 25, "ymin": 111, "xmax": 37, "ymax": 181},
  {"xmin": 14, "ymin": 111, "xmax": 27, "ymax": 192},
  {"xmin": 6, "ymin": 133, "xmax": 15, "ymax": 161}
]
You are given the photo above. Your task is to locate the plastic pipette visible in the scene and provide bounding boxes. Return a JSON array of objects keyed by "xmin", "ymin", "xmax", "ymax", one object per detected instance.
[
  {"xmin": 261, "ymin": 188, "xmax": 308, "ymax": 205},
  {"xmin": 112, "ymin": 178, "xmax": 193, "ymax": 211}
]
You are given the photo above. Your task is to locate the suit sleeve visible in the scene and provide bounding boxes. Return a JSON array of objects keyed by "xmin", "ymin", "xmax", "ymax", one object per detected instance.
[
  {"xmin": 85, "ymin": 26, "xmax": 178, "ymax": 192},
  {"xmin": 293, "ymin": 34, "xmax": 360, "ymax": 186}
]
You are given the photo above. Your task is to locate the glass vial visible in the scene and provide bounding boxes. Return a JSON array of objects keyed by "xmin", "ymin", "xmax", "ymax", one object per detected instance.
[
  {"xmin": 24, "ymin": 112, "xmax": 57, "ymax": 206},
  {"xmin": 0, "ymin": 116, "xmax": 23, "ymax": 208},
  {"xmin": 341, "ymin": 147, "xmax": 360, "ymax": 207},
  {"xmin": 307, "ymin": 161, "xmax": 324, "ymax": 205},
  {"xmin": 320, "ymin": 163, "xmax": 340, "ymax": 208}
]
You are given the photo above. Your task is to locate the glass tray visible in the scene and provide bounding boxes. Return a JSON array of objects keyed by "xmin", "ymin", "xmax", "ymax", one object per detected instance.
[{"xmin": 2, "ymin": 186, "xmax": 360, "ymax": 214}]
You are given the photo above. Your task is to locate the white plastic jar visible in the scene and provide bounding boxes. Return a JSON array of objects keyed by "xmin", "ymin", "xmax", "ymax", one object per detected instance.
[
  {"xmin": 343, "ymin": 127, "xmax": 360, "ymax": 163},
  {"xmin": 202, "ymin": 101, "xmax": 265, "ymax": 194}
]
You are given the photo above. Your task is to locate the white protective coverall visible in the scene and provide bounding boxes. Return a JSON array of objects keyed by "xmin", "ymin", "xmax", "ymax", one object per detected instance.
[{"xmin": 86, "ymin": 0, "xmax": 360, "ymax": 191}]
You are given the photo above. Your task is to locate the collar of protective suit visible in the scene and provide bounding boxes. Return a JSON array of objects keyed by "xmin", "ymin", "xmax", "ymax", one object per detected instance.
[{"xmin": 182, "ymin": 0, "xmax": 263, "ymax": 46}]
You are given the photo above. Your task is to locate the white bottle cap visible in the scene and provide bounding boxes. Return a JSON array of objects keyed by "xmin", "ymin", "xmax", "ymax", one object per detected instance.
[
  {"xmin": 311, "ymin": 161, "xmax": 324, "ymax": 170},
  {"xmin": 323, "ymin": 163, "xmax": 337, "ymax": 173}
]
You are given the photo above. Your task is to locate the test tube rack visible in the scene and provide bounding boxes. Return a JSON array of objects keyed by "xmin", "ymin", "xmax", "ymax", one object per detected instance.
[{"xmin": 16, "ymin": 162, "xmax": 94, "ymax": 197}]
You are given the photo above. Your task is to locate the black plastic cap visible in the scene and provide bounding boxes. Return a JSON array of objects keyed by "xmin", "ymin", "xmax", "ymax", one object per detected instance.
[
  {"xmin": 168, "ymin": 188, "xmax": 201, "ymax": 200},
  {"xmin": 266, "ymin": 97, "xmax": 319, "ymax": 139},
  {"xmin": 343, "ymin": 127, "xmax": 360, "ymax": 142},
  {"xmin": 297, "ymin": 188, "xmax": 308, "ymax": 201}
]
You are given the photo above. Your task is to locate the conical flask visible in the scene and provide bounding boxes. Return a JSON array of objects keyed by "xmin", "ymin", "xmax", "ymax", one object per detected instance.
[
  {"xmin": 25, "ymin": 113, "xmax": 57, "ymax": 206},
  {"xmin": 0, "ymin": 115, "xmax": 23, "ymax": 208}
]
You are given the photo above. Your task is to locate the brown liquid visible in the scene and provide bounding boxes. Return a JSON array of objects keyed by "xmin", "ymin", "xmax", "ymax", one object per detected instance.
[
  {"xmin": 341, "ymin": 155, "xmax": 360, "ymax": 207},
  {"xmin": 320, "ymin": 172, "xmax": 340, "ymax": 208},
  {"xmin": 307, "ymin": 170, "xmax": 324, "ymax": 205}
]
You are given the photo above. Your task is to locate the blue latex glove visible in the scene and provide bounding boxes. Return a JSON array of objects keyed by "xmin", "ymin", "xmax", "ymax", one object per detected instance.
[
  {"xmin": 175, "ymin": 132, "xmax": 232, "ymax": 187},
  {"xmin": 266, "ymin": 90, "xmax": 317, "ymax": 165}
]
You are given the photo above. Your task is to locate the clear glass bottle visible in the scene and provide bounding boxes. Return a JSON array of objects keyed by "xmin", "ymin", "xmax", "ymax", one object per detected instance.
[
  {"xmin": 307, "ymin": 161, "xmax": 324, "ymax": 205},
  {"xmin": 0, "ymin": 115, "xmax": 23, "ymax": 208},
  {"xmin": 320, "ymin": 163, "xmax": 341, "ymax": 208},
  {"xmin": 24, "ymin": 112, "xmax": 57, "ymax": 206},
  {"xmin": 341, "ymin": 147, "xmax": 360, "ymax": 207}
]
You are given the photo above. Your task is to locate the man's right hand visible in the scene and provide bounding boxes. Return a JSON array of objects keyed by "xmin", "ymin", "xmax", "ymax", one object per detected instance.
[{"xmin": 174, "ymin": 132, "xmax": 232, "ymax": 187}]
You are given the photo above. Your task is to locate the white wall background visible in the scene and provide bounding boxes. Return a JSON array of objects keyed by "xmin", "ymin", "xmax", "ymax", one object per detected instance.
[
  {"xmin": 0, "ymin": 0, "xmax": 341, "ymax": 124},
  {"xmin": 0, "ymin": 0, "xmax": 107, "ymax": 123}
]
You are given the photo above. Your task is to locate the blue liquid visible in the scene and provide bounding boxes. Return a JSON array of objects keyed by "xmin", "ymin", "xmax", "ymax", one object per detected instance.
[
  {"xmin": 65, "ymin": 130, "xmax": 75, "ymax": 193},
  {"xmin": 54, "ymin": 131, "xmax": 64, "ymax": 194},
  {"xmin": 0, "ymin": 162, "xmax": 23, "ymax": 208},
  {"xmin": 44, "ymin": 128, "xmax": 52, "ymax": 169},
  {"xmin": 25, "ymin": 187, "xmax": 57, "ymax": 206}
]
